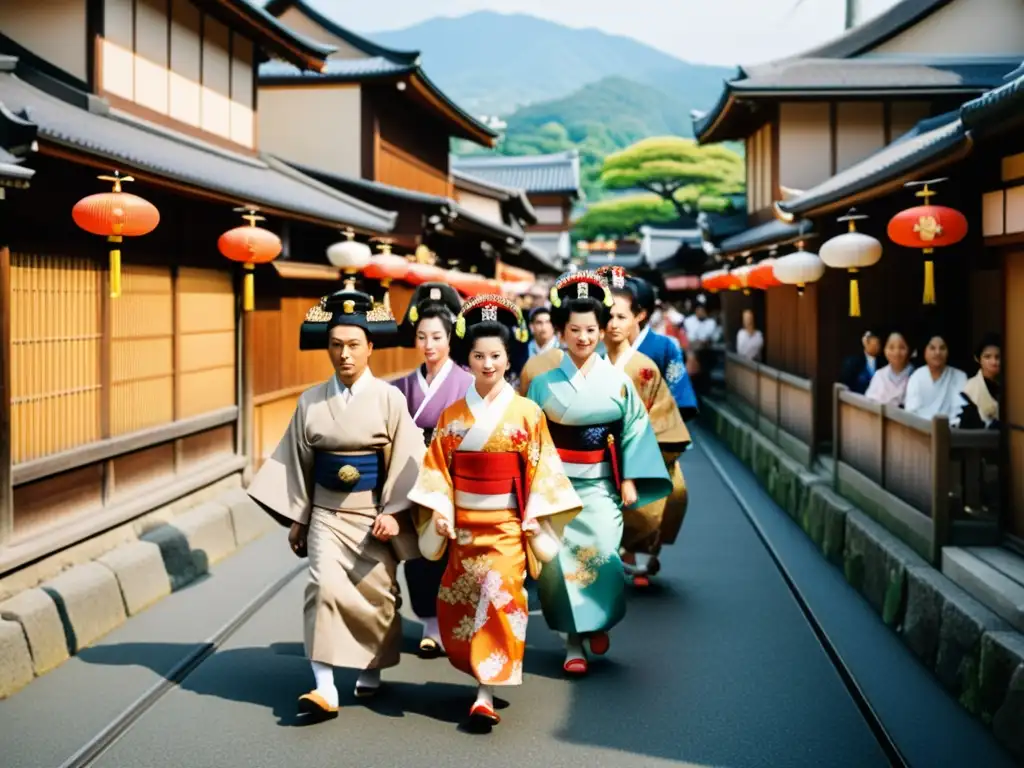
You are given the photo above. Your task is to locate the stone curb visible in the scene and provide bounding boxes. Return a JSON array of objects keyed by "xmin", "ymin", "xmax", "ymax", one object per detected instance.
[
  {"xmin": 0, "ymin": 488, "xmax": 272, "ymax": 699},
  {"xmin": 97, "ymin": 541, "xmax": 171, "ymax": 617},
  {"xmin": 0, "ymin": 587, "xmax": 69, "ymax": 676},
  {"xmin": 702, "ymin": 400, "xmax": 1024, "ymax": 759}
]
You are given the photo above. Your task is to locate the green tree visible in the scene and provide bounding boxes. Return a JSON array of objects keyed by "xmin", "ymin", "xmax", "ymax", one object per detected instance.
[
  {"xmin": 599, "ymin": 136, "xmax": 744, "ymax": 221},
  {"xmin": 572, "ymin": 191, "xmax": 730, "ymax": 241}
]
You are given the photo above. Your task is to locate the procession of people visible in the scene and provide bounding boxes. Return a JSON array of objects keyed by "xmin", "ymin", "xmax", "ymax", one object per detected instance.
[{"xmin": 247, "ymin": 266, "xmax": 699, "ymax": 729}]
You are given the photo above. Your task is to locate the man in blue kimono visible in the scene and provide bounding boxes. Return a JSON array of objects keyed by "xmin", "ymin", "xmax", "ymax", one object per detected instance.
[{"xmin": 626, "ymin": 276, "xmax": 699, "ymax": 421}]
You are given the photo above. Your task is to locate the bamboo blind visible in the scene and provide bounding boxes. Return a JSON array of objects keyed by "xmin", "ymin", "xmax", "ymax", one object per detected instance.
[
  {"xmin": 9, "ymin": 254, "xmax": 103, "ymax": 463},
  {"xmin": 176, "ymin": 267, "xmax": 236, "ymax": 418},
  {"xmin": 110, "ymin": 265, "xmax": 174, "ymax": 435}
]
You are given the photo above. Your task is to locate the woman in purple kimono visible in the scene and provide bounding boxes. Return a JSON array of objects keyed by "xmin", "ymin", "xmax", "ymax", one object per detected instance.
[{"xmin": 392, "ymin": 282, "xmax": 473, "ymax": 657}]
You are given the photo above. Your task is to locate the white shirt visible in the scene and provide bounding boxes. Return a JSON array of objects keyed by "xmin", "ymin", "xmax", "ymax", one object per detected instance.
[
  {"xmin": 684, "ymin": 315, "xmax": 718, "ymax": 344},
  {"xmin": 736, "ymin": 328, "xmax": 764, "ymax": 361},
  {"xmin": 329, "ymin": 367, "xmax": 374, "ymax": 405}
]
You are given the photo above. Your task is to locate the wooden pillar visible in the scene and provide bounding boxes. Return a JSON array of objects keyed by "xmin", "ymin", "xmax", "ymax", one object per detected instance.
[
  {"xmin": 237, "ymin": 280, "xmax": 254, "ymax": 484},
  {"xmin": 0, "ymin": 247, "xmax": 11, "ymax": 544}
]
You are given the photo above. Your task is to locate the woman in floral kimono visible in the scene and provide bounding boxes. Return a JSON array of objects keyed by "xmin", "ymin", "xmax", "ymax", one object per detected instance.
[
  {"xmin": 408, "ymin": 295, "xmax": 581, "ymax": 727},
  {"xmin": 525, "ymin": 271, "xmax": 672, "ymax": 676},
  {"xmin": 392, "ymin": 283, "xmax": 473, "ymax": 657}
]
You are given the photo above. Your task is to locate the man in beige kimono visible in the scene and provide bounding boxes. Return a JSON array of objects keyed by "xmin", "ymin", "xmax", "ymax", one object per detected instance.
[{"xmin": 247, "ymin": 289, "xmax": 425, "ymax": 718}]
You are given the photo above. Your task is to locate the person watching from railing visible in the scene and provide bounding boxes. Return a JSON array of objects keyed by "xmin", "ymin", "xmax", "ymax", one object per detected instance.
[
  {"xmin": 736, "ymin": 309, "xmax": 764, "ymax": 362},
  {"xmin": 904, "ymin": 334, "xmax": 968, "ymax": 421},
  {"xmin": 864, "ymin": 331, "xmax": 913, "ymax": 407},
  {"xmin": 839, "ymin": 330, "xmax": 883, "ymax": 395},
  {"xmin": 951, "ymin": 334, "xmax": 1001, "ymax": 430}
]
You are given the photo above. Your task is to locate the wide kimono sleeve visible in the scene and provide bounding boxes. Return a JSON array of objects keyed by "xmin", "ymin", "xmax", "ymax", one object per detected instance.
[
  {"xmin": 630, "ymin": 358, "xmax": 691, "ymax": 454},
  {"xmin": 380, "ymin": 387, "xmax": 427, "ymax": 516},
  {"xmin": 246, "ymin": 396, "xmax": 314, "ymax": 527},
  {"xmin": 406, "ymin": 407, "xmax": 458, "ymax": 561},
  {"xmin": 663, "ymin": 338, "xmax": 700, "ymax": 420},
  {"xmin": 518, "ymin": 349, "xmax": 561, "ymax": 396},
  {"xmin": 618, "ymin": 376, "xmax": 673, "ymax": 508},
  {"xmin": 521, "ymin": 404, "xmax": 582, "ymax": 530}
]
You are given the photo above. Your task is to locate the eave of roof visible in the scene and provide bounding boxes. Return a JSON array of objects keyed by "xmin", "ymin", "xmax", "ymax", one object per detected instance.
[
  {"xmin": 0, "ymin": 65, "xmax": 396, "ymax": 232},
  {"xmin": 258, "ymin": 56, "xmax": 414, "ymax": 84},
  {"xmin": 516, "ymin": 241, "xmax": 562, "ymax": 274},
  {"xmin": 452, "ymin": 169, "xmax": 539, "ymax": 225},
  {"xmin": 262, "ymin": 0, "xmax": 420, "ymax": 65},
  {"xmin": 193, "ymin": 0, "xmax": 335, "ymax": 71},
  {"xmin": 960, "ymin": 65, "xmax": 1024, "ymax": 137},
  {"xmin": 714, "ymin": 219, "xmax": 815, "ymax": 257},
  {"xmin": 290, "ymin": 163, "xmax": 523, "ymax": 245},
  {"xmin": 693, "ymin": 57, "xmax": 1014, "ymax": 144},
  {"xmin": 799, "ymin": 0, "xmax": 957, "ymax": 59},
  {"xmin": 775, "ymin": 110, "xmax": 970, "ymax": 219}
]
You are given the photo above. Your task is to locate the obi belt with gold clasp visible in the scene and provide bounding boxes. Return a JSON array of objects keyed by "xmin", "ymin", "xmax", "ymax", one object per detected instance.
[
  {"xmin": 313, "ymin": 451, "xmax": 383, "ymax": 494},
  {"xmin": 547, "ymin": 420, "xmax": 623, "ymax": 490},
  {"xmin": 451, "ymin": 452, "xmax": 525, "ymax": 511}
]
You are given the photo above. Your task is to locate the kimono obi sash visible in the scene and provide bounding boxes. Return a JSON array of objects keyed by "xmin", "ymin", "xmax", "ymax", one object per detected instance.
[
  {"xmin": 547, "ymin": 420, "xmax": 622, "ymax": 489},
  {"xmin": 313, "ymin": 451, "xmax": 383, "ymax": 494},
  {"xmin": 451, "ymin": 451, "xmax": 524, "ymax": 512}
]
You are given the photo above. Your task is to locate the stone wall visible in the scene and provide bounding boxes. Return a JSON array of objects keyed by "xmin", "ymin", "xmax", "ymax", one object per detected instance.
[{"xmin": 704, "ymin": 399, "xmax": 1024, "ymax": 761}]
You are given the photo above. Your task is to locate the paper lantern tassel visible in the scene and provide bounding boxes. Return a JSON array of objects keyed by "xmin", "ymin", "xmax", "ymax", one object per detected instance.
[
  {"xmin": 243, "ymin": 263, "xmax": 255, "ymax": 312},
  {"xmin": 923, "ymin": 257, "xmax": 936, "ymax": 305}
]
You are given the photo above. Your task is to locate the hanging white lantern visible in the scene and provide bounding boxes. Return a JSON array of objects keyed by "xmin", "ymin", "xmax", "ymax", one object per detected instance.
[
  {"xmin": 326, "ymin": 228, "xmax": 371, "ymax": 286},
  {"xmin": 818, "ymin": 209, "xmax": 882, "ymax": 318},
  {"xmin": 772, "ymin": 240, "xmax": 825, "ymax": 296}
]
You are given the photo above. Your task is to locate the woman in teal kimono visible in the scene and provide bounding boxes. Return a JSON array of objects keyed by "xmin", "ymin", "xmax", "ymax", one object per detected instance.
[{"xmin": 525, "ymin": 270, "xmax": 672, "ymax": 676}]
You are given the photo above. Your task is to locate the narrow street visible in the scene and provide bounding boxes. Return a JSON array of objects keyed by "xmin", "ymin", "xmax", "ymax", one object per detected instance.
[{"xmin": 0, "ymin": 427, "xmax": 1013, "ymax": 768}]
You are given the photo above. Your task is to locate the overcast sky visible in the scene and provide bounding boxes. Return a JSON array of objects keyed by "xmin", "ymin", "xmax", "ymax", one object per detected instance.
[{"xmin": 304, "ymin": 0, "xmax": 903, "ymax": 66}]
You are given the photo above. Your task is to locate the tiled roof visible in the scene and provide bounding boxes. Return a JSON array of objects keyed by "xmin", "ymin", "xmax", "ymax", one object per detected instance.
[
  {"xmin": 518, "ymin": 241, "xmax": 563, "ymax": 274},
  {"xmin": 799, "ymin": 0, "xmax": 957, "ymax": 59},
  {"xmin": 640, "ymin": 226, "xmax": 702, "ymax": 266},
  {"xmin": 451, "ymin": 151, "xmax": 581, "ymax": 196},
  {"xmin": 960, "ymin": 65, "xmax": 1024, "ymax": 135},
  {"xmin": 733, "ymin": 58, "xmax": 1019, "ymax": 92},
  {"xmin": 258, "ymin": 56, "xmax": 413, "ymax": 82},
  {"xmin": 199, "ymin": 0, "xmax": 335, "ymax": 70},
  {"xmin": 776, "ymin": 110, "xmax": 966, "ymax": 218},
  {"xmin": 452, "ymin": 169, "xmax": 538, "ymax": 225},
  {"xmin": 524, "ymin": 231, "xmax": 571, "ymax": 261},
  {"xmin": 288, "ymin": 162, "xmax": 524, "ymax": 244},
  {"xmin": 0, "ymin": 70, "xmax": 396, "ymax": 232},
  {"xmin": 715, "ymin": 219, "xmax": 815, "ymax": 257}
]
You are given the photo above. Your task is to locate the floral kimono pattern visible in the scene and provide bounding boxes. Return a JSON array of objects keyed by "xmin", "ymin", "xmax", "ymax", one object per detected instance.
[{"xmin": 408, "ymin": 383, "xmax": 581, "ymax": 685}]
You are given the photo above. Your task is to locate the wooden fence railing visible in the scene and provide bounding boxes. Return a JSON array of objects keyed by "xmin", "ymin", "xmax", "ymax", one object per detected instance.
[
  {"xmin": 833, "ymin": 385, "xmax": 1001, "ymax": 562},
  {"xmin": 724, "ymin": 352, "xmax": 817, "ymax": 467},
  {"xmin": 721, "ymin": 355, "xmax": 1001, "ymax": 564}
]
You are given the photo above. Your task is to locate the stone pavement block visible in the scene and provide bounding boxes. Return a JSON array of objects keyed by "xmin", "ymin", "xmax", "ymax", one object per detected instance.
[
  {"xmin": 902, "ymin": 566, "xmax": 946, "ymax": 669},
  {"xmin": 174, "ymin": 501, "xmax": 237, "ymax": 567},
  {"xmin": 0, "ymin": 618, "xmax": 34, "ymax": 699},
  {"xmin": 42, "ymin": 562, "xmax": 127, "ymax": 654},
  {"xmin": 801, "ymin": 484, "xmax": 851, "ymax": 567},
  {"xmin": 843, "ymin": 508, "xmax": 928, "ymax": 628},
  {"xmin": 750, "ymin": 432, "xmax": 778, "ymax": 488},
  {"xmin": 97, "ymin": 541, "xmax": 171, "ymax": 616},
  {"xmin": 993, "ymin": 663, "xmax": 1024, "ymax": 762},
  {"xmin": 219, "ymin": 488, "xmax": 276, "ymax": 547},
  {"xmin": 979, "ymin": 631, "xmax": 1024, "ymax": 725},
  {"xmin": 0, "ymin": 588, "xmax": 69, "ymax": 674}
]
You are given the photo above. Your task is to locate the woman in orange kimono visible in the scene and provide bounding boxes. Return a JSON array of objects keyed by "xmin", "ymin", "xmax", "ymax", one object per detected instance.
[{"xmin": 408, "ymin": 295, "xmax": 581, "ymax": 728}]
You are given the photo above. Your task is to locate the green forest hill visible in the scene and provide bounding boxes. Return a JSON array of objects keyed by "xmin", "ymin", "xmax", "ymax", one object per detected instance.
[{"xmin": 369, "ymin": 12, "xmax": 737, "ymax": 201}]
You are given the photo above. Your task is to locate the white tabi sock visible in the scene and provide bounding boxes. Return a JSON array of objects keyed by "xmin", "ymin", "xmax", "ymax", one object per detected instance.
[
  {"xmin": 356, "ymin": 668, "xmax": 381, "ymax": 691},
  {"xmin": 565, "ymin": 634, "xmax": 585, "ymax": 663},
  {"xmin": 474, "ymin": 684, "xmax": 494, "ymax": 709},
  {"xmin": 310, "ymin": 661, "xmax": 339, "ymax": 708},
  {"xmin": 422, "ymin": 617, "xmax": 441, "ymax": 642}
]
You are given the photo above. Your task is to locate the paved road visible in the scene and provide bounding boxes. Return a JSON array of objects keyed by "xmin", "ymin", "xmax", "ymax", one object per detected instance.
[{"xmin": 0, "ymin": 427, "xmax": 1015, "ymax": 767}]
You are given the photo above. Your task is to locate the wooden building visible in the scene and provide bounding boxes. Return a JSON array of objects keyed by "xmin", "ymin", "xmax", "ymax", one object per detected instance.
[
  {"xmin": 0, "ymin": 1, "xmax": 400, "ymax": 579},
  {"xmin": 450, "ymin": 150, "xmax": 582, "ymax": 266},
  {"xmin": 255, "ymin": 1, "xmax": 548, "ymax": 277},
  {"xmin": 695, "ymin": 0, "xmax": 1024, "ymax": 627}
]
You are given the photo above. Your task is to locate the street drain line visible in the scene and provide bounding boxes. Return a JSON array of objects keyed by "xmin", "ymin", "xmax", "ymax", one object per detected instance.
[
  {"xmin": 59, "ymin": 560, "xmax": 308, "ymax": 768},
  {"xmin": 698, "ymin": 433, "xmax": 911, "ymax": 768}
]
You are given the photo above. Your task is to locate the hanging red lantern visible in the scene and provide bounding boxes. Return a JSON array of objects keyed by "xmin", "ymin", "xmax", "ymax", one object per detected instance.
[
  {"xmin": 886, "ymin": 179, "xmax": 967, "ymax": 305},
  {"xmin": 405, "ymin": 262, "xmax": 447, "ymax": 285},
  {"xmin": 747, "ymin": 258, "xmax": 781, "ymax": 290},
  {"xmin": 72, "ymin": 172, "xmax": 160, "ymax": 299},
  {"xmin": 363, "ymin": 241, "xmax": 410, "ymax": 285},
  {"xmin": 217, "ymin": 207, "xmax": 282, "ymax": 311},
  {"xmin": 701, "ymin": 268, "xmax": 729, "ymax": 293}
]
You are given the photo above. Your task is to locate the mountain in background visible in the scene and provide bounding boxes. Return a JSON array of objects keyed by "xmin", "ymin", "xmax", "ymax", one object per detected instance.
[
  {"xmin": 368, "ymin": 11, "xmax": 734, "ymax": 117},
  {"xmin": 368, "ymin": 11, "xmax": 737, "ymax": 203}
]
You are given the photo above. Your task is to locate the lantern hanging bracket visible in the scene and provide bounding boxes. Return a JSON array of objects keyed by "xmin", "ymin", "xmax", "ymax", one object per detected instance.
[
  {"xmin": 837, "ymin": 207, "xmax": 870, "ymax": 233},
  {"xmin": 97, "ymin": 170, "xmax": 134, "ymax": 193},
  {"xmin": 905, "ymin": 177, "xmax": 948, "ymax": 204},
  {"xmin": 232, "ymin": 205, "xmax": 265, "ymax": 227}
]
